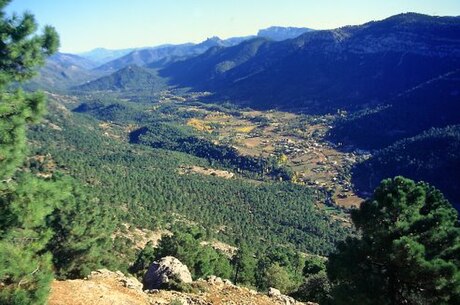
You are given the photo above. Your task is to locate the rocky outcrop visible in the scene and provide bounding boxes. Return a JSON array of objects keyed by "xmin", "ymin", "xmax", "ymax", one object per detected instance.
[
  {"xmin": 267, "ymin": 287, "xmax": 317, "ymax": 305},
  {"xmin": 49, "ymin": 269, "xmax": 318, "ymax": 305},
  {"xmin": 49, "ymin": 269, "xmax": 149, "ymax": 305},
  {"xmin": 91, "ymin": 269, "xmax": 144, "ymax": 292},
  {"xmin": 143, "ymin": 256, "xmax": 193, "ymax": 290}
]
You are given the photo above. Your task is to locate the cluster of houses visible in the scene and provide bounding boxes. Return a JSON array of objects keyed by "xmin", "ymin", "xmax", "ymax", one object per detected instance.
[{"xmin": 239, "ymin": 118, "xmax": 371, "ymax": 204}]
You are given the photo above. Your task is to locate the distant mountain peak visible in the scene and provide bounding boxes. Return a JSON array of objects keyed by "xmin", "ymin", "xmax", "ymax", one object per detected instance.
[
  {"xmin": 257, "ymin": 26, "xmax": 314, "ymax": 41},
  {"xmin": 197, "ymin": 36, "xmax": 225, "ymax": 48},
  {"xmin": 205, "ymin": 36, "xmax": 223, "ymax": 42},
  {"xmin": 387, "ymin": 12, "xmax": 437, "ymax": 21}
]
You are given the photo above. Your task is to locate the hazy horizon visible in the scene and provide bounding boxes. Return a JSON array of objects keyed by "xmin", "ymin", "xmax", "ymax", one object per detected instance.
[{"xmin": 6, "ymin": 0, "xmax": 460, "ymax": 53}]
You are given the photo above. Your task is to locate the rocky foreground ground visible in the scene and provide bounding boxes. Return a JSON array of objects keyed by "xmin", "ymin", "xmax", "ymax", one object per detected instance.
[{"xmin": 49, "ymin": 269, "xmax": 318, "ymax": 305}]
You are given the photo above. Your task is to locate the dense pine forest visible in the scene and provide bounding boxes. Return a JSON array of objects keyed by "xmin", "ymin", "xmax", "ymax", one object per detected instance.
[{"xmin": 0, "ymin": 1, "xmax": 459, "ymax": 305}]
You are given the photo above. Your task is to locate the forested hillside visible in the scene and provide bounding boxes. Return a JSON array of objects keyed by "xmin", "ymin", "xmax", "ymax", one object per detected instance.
[
  {"xmin": 328, "ymin": 70, "xmax": 460, "ymax": 149},
  {"xmin": 352, "ymin": 125, "xmax": 460, "ymax": 210},
  {"xmin": 31, "ymin": 95, "xmax": 350, "ymax": 255},
  {"xmin": 75, "ymin": 65, "xmax": 167, "ymax": 92}
]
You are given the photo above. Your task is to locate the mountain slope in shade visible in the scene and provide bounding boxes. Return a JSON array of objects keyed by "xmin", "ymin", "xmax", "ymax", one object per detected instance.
[
  {"xmin": 328, "ymin": 69, "xmax": 460, "ymax": 149},
  {"xmin": 75, "ymin": 65, "xmax": 166, "ymax": 92},
  {"xmin": 161, "ymin": 13, "xmax": 460, "ymax": 113},
  {"xmin": 257, "ymin": 26, "xmax": 313, "ymax": 40},
  {"xmin": 352, "ymin": 125, "xmax": 460, "ymax": 211}
]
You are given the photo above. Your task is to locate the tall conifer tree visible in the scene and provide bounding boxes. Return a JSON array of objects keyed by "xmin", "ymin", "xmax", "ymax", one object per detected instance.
[
  {"xmin": 328, "ymin": 177, "xmax": 460, "ymax": 305},
  {"xmin": 0, "ymin": 1, "xmax": 61, "ymax": 304}
]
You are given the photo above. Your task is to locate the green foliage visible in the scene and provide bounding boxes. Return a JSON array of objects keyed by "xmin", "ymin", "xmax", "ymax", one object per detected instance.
[
  {"xmin": 264, "ymin": 263, "xmax": 294, "ymax": 293},
  {"xmin": 45, "ymin": 176, "xmax": 116, "ymax": 279},
  {"xmin": 30, "ymin": 106, "xmax": 349, "ymax": 256},
  {"xmin": 302, "ymin": 256, "xmax": 326, "ymax": 276},
  {"xmin": 160, "ymin": 277, "xmax": 194, "ymax": 293},
  {"xmin": 253, "ymin": 245, "xmax": 304, "ymax": 292},
  {"xmin": 329, "ymin": 70, "xmax": 460, "ymax": 150},
  {"xmin": 0, "ymin": 173, "xmax": 115, "ymax": 303},
  {"xmin": 131, "ymin": 122, "xmax": 293, "ymax": 181},
  {"xmin": 153, "ymin": 229, "xmax": 233, "ymax": 280},
  {"xmin": 76, "ymin": 65, "xmax": 167, "ymax": 93},
  {"xmin": 0, "ymin": 174, "xmax": 61, "ymax": 305},
  {"xmin": 0, "ymin": 90, "xmax": 46, "ymax": 179},
  {"xmin": 194, "ymin": 246, "xmax": 233, "ymax": 280},
  {"xmin": 0, "ymin": 2, "xmax": 58, "ymax": 87},
  {"xmin": 353, "ymin": 125, "xmax": 460, "ymax": 211},
  {"xmin": 0, "ymin": 2, "xmax": 113, "ymax": 303},
  {"xmin": 293, "ymin": 271, "xmax": 332, "ymax": 304},
  {"xmin": 130, "ymin": 241, "xmax": 156, "ymax": 278},
  {"xmin": 328, "ymin": 177, "xmax": 460, "ymax": 305},
  {"xmin": 0, "ymin": 1, "xmax": 59, "ymax": 303},
  {"xmin": 232, "ymin": 244, "xmax": 256, "ymax": 286}
]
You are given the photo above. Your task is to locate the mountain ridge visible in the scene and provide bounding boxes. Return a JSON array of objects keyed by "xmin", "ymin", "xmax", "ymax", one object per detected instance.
[
  {"xmin": 91, "ymin": 25, "xmax": 317, "ymax": 73},
  {"xmin": 257, "ymin": 26, "xmax": 313, "ymax": 40},
  {"xmin": 160, "ymin": 13, "xmax": 460, "ymax": 113},
  {"xmin": 26, "ymin": 52, "xmax": 102, "ymax": 92}
]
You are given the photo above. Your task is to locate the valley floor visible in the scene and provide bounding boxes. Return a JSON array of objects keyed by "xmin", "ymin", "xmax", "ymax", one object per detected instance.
[{"xmin": 155, "ymin": 91, "xmax": 367, "ymax": 208}]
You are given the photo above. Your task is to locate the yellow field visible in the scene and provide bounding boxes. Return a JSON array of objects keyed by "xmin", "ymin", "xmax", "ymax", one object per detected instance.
[
  {"xmin": 235, "ymin": 125, "xmax": 256, "ymax": 133},
  {"xmin": 186, "ymin": 118, "xmax": 212, "ymax": 132}
]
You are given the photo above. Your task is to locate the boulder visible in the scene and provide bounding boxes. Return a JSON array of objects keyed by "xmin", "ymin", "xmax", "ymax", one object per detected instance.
[
  {"xmin": 143, "ymin": 256, "xmax": 193, "ymax": 290},
  {"xmin": 268, "ymin": 287, "xmax": 281, "ymax": 297}
]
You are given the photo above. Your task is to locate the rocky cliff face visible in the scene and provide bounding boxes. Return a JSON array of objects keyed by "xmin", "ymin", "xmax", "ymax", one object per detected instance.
[{"xmin": 48, "ymin": 269, "xmax": 318, "ymax": 305}]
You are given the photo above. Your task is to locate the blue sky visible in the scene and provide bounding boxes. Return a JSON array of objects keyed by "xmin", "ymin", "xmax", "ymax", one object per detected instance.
[{"xmin": 6, "ymin": 0, "xmax": 460, "ymax": 53}]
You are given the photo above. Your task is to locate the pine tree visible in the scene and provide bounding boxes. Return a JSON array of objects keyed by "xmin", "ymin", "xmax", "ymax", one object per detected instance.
[
  {"xmin": 130, "ymin": 241, "xmax": 157, "ymax": 278},
  {"xmin": 328, "ymin": 177, "xmax": 460, "ymax": 305},
  {"xmin": 232, "ymin": 244, "xmax": 256, "ymax": 285},
  {"xmin": 0, "ymin": 0, "xmax": 58, "ymax": 180},
  {"xmin": 0, "ymin": 1, "xmax": 59, "ymax": 303},
  {"xmin": 0, "ymin": 174, "xmax": 64, "ymax": 305},
  {"xmin": 45, "ymin": 177, "xmax": 116, "ymax": 279}
]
